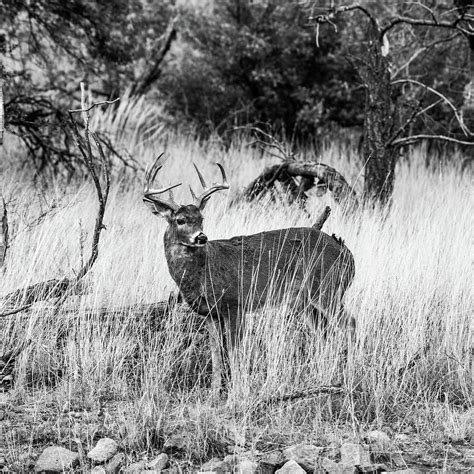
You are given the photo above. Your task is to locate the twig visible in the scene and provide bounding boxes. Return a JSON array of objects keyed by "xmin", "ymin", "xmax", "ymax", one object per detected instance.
[
  {"xmin": 0, "ymin": 77, "xmax": 4, "ymax": 146},
  {"xmin": 392, "ymin": 78, "xmax": 472, "ymax": 137},
  {"xmin": 262, "ymin": 385, "xmax": 345, "ymax": 405},
  {"xmin": 313, "ymin": 206, "xmax": 331, "ymax": 230},
  {"xmin": 0, "ymin": 304, "xmax": 32, "ymax": 318},
  {"xmin": 391, "ymin": 134, "xmax": 474, "ymax": 147},
  {"xmin": 0, "ymin": 197, "xmax": 9, "ymax": 269},
  {"xmin": 68, "ymin": 98, "xmax": 120, "ymax": 114}
]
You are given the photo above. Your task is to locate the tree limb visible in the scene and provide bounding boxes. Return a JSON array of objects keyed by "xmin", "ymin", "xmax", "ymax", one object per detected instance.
[
  {"xmin": 1, "ymin": 83, "xmax": 115, "ymax": 308},
  {"xmin": 309, "ymin": 3, "xmax": 378, "ymax": 28},
  {"xmin": 381, "ymin": 7, "xmax": 473, "ymax": 37},
  {"xmin": 391, "ymin": 78, "xmax": 473, "ymax": 138},
  {"xmin": 391, "ymin": 134, "xmax": 474, "ymax": 147},
  {"xmin": 0, "ymin": 77, "xmax": 4, "ymax": 146},
  {"xmin": 313, "ymin": 206, "xmax": 331, "ymax": 230},
  {"xmin": 132, "ymin": 16, "xmax": 178, "ymax": 96}
]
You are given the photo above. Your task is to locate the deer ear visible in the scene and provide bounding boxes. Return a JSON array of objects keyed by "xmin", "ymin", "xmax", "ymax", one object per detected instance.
[{"xmin": 143, "ymin": 199, "xmax": 175, "ymax": 221}]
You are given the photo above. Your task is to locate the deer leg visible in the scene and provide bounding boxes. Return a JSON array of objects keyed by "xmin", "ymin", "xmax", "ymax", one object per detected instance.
[
  {"xmin": 307, "ymin": 302, "xmax": 329, "ymax": 337},
  {"xmin": 206, "ymin": 316, "xmax": 224, "ymax": 398}
]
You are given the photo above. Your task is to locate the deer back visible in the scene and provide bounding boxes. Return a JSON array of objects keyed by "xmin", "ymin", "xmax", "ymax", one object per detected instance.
[{"xmin": 202, "ymin": 227, "xmax": 354, "ymax": 317}]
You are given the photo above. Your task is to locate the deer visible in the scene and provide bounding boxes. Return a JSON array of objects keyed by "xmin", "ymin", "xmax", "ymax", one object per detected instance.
[{"xmin": 143, "ymin": 154, "xmax": 355, "ymax": 395}]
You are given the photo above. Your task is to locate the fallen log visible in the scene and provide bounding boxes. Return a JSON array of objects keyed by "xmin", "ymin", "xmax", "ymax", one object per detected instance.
[{"xmin": 239, "ymin": 160, "xmax": 358, "ymax": 207}]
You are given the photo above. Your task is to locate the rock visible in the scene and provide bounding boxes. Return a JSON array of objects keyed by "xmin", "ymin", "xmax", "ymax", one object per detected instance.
[
  {"xmin": 365, "ymin": 430, "xmax": 391, "ymax": 452},
  {"xmin": 105, "ymin": 452, "xmax": 125, "ymax": 473},
  {"xmin": 275, "ymin": 460, "xmax": 306, "ymax": 473},
  {"xmin": 234, "ymin": 458, "xmax": 258, "ymax": 473},
  {"xmin": 320, "ymin": 459, "xmax": 357, "ymax": 474},
  {"xmin": 34, "ymin": 446, "xmax": 80, "ymax": 472},
  {"xmin": 259, "ymin": 451, "xmax": 284, "ymax": 473},
  {"xmin": 163, "ymin": 435, "xmax": 185, "ymax": 453},
  {"xmin": 88, "ymin": 438, "xmax": 119, "ymax": 463},
  {"xmin": 283, "ymin": 444, "xmax": 324, "ymax": 471},
  {"xmin": 340, "ymin": 442, "xmax": 371, "ymax": 467},
  {"xmin": 200, "ymin": 458, "xmax": 231, "ymax": 473},
  {"xmin": 147, "ymin": 453, "xmax": 169, "ymax": 471},
  {"xmin": 124, "ymin": 461, "xmax": 146, "ymax": 472},
  {"xmin": 321, "ymin": 457, "xmax": 339, "ymax": 471},
  {"xmin": 358, "ymin": 464, "xmax": 388, "ymax": 473},
  {"xmin": 162, "ymin": 468, "xmax": 180, "ymax": 474}
]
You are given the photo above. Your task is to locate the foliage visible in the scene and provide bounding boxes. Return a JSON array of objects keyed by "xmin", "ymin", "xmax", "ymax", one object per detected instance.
[
  {"xmin": 0, "ymin": 0, "xmax": 174, "ymax": 172},
  {"xmin": 160, "ymin": 0, "xmax": 364, "ymax": 140}
]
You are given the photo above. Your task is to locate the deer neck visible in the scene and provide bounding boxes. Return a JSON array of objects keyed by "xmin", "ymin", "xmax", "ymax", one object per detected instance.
[{"xmin": 163, "ymin": 229, "xmax": 207, "ymax": 302}]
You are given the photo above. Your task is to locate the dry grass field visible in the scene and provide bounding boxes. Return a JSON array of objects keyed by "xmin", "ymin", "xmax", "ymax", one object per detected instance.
[{"xmin": 0, "ymin": 96, "xmax": 472, "ymax": 471}]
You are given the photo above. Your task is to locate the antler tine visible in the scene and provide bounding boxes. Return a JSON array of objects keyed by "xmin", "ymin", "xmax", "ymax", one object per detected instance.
[
  {"xmin": 189, "ymin": 185, "xmax": 197, "ymax": 201},
  {"xmin": 143, "ymin": 153, "xmax": 182, "ymax": 211},
  {"xmin": 215, "ymin": 162, "xmax": 228, "ymax": 185},
  {"xmin": 145, "ymin": 153, "xmax": 165, "ymax": 192},
  {"xmin": 193, "ymin": 163, "xmax": 207, "ymax": 189},
  {"xmin": 194, "ymin": 162, "xmax": 230, "ymax": 210}
]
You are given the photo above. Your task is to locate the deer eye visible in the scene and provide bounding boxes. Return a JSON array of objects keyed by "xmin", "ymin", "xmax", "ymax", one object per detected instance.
[{"xmin": 176, "ymin": 218, "xmax": 186, "ymax": 225}]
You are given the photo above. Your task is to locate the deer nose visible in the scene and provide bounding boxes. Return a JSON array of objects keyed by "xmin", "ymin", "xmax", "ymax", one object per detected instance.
[{"xmin": 195, "ymin": 232, "xmax": 208, "ymax": 245}]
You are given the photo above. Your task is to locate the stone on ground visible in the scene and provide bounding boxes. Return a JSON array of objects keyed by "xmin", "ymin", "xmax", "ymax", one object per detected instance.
[
  {"xmin": 147, "ymin": 453, "xmax": 169, "ymax": 470},
  {"xmin": 163, "ymin": 435, "xmax": 185, "ymax": 453},
  {"xmin": 234, "ymin": 458, "xmax": 258, "ymax": 473},
  {"xmin": 275, "ymin": 459, "xmax": 306, "ymax": 473},
  {"xmin": 34, "ymin": 446, "xmax": 80, "ymax": 472},
  {"xmin": 283, "ymin": 444, "xmax": 324, "ymax": 471},
  {"xmin": 105, "ymin": 452, "xmax": 125, "ymax": 473},
  {"xmin": 87, "ymin": 438, "xmax": 119, "ymax": 463},
  {"xmin": 365, "ymin": 430, "xmax": 391, "ymax": 451},
  {"xmin": 340, "ymin": 442, "xmax": 371, "ymax": 466},
  {"xmin": 199, "ymin": 457, "xmax": 231, "ymax": 473}
]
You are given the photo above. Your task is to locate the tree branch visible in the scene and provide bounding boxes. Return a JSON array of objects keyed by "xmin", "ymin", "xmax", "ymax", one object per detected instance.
[
  {"xmin": 132, "ymin": 16, "xmax": 178, "ymax": 96},
  {"xmin": 392, "ymin": 78, "xmax": 473, "ymax": 137},
  {"xmin": 309, "ymin": 3, "xmax": 378, "ymax": 29},
  {"xmin": 381, "ymin": 7, "xmax": 473, "ymax": 37},
  {"xmin": 391, "ymin": 134, "xmax": 474, "ymax": 147},
  {"xmin": 1, "ymin": 83, "xmax": 115, "ymax": 309}
]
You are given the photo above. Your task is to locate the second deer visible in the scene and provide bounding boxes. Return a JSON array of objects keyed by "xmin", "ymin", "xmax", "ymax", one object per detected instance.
[{"xmin": 143, "ymin": 155, "xmax": 355, "ymax": 394}]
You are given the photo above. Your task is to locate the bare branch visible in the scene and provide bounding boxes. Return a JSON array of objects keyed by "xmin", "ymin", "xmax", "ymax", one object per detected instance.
[
  {"xmin": 132, "ymin": 16, "xmax": 178, "ymax": 96},
  {"xmin": 0, "ymin": 304, "xmax": 32, "ymax": 318},
  {"xmin": 391, "ymin": 33, "xmax": 461, "ymax": 79},
  {"xmin": 381, "ymin": 7, "xmax": 474, "ymax": 37},
  {"xmin": 391, "ymin": 134, "xmax": 474, "ymax": 147},
  {"xmin": 313, "ymin": 206, "xmax": 331, "ymax": 230},
  {"xmin": 0, "ymin": 197, "xmax": 9, "ymax": 269},
  {"xmin": 392, "ymin": 78, "xmax": 473, "ymax": 137},
  {"xmin": 388, "ymin": 98, "xmax": 443, "ymax": 145},
  {"xmin": 309, "ymin": 3, "xmax": 378, "ymax": 28},
  {"xmin": 0, "ymin": 77, "xmax": 4, "ymax": 146},
  {"xmin": 1, "ymin": 83, "xmax": 114, "ymax": 309},
  {"xmin": 68, "ymin": 97, "xmax": 120, "ymax": 114}
]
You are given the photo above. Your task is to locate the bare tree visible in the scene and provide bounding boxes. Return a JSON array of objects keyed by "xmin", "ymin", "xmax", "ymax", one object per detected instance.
[
  {"xmin": 309, "ymin": 2, "xmax": 474, "ymax": 204},
  {"xmin": 0, "ymin": 83, "xmax": 114, "ymax": 312}
]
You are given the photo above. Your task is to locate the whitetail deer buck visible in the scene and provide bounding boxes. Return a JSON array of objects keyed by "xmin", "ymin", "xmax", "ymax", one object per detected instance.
[{"xmin": 143, "ymin": 154, "xmax": 355, "ymax": 394}]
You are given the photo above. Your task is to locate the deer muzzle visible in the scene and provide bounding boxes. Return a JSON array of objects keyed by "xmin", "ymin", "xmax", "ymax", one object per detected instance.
[{"xmin": 194, "ymin": 232, "xmax": 208, "ymax": 246}]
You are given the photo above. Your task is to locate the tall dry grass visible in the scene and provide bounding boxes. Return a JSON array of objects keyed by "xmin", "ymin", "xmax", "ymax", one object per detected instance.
[{"xmin": 0, "ymin": 96, "xmax": 472, "ymax": 462}]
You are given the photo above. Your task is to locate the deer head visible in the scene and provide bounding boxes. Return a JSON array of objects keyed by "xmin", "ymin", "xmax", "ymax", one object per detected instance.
[{"xmin": 143, "ymin": 154, "xmax": 229, "ymax": 248}]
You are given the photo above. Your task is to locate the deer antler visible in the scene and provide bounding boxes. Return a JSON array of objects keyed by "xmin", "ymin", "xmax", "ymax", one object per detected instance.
[
  {"xmin": 192, "ymin": 162, "xmax": 229, "ymax": 210},
  {"xmin": 144, "ymin": 153, "xmax": 182, "ymax": 212}
]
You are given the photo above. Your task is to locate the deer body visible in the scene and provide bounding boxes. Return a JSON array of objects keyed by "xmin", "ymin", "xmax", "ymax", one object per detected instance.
[
  {"xmin": 165, "ymin": 225, "xmax": 354, "ymax": 328},
  {"xmin": 143, "ymin": 156, "xmax": 355, "ymax": 395}
]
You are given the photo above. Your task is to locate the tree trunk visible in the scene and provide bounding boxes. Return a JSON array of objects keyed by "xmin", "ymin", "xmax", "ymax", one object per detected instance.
[{"xmin": 360, "ymin": 22, "xmax": 397, "ymax": 204}]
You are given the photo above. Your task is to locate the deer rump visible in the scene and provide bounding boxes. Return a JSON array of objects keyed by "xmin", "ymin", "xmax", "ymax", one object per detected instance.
[{"xmin": 187, "ymin": 227, "xmax": 355, "ymax": 330}]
